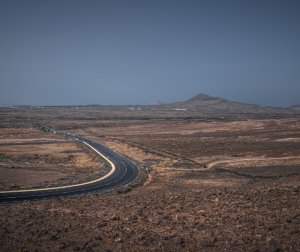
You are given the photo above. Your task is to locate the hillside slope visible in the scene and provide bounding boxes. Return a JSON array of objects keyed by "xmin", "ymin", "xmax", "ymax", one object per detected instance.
[{"xmin": 168, "ymin": 93, "xmax": 298, "ymax": 118}]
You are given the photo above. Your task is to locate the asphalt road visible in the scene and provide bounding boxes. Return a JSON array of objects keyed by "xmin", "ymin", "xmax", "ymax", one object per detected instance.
[{"xmin": 0, "ymin": 134, "xmax": 139, "ymax": 203}]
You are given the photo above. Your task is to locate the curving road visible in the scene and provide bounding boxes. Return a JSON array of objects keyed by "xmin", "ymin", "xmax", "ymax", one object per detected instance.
[{"xmin": 0, "ymin": 133, "xmax": 139, "ymax": 203}]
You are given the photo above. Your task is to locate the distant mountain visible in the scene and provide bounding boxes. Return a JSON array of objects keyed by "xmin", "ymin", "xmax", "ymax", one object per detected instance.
[
  {"xmin": 290, "ymin": 104, "xmax": 300, "ymax": 110},
  {"xmin": 183, "ymin": 93, "xmax": 232, "ymax": 106},
  {"xmin": 185, "ymin": 93, "xmax": 224, "ymax": 103},
  {"xmin": 174, "ymin": 92, "xmax": 266, "ymax": 109},
  {"xmin": 167, "ymin": 92, "xmax": 299, "ymax": 117}
]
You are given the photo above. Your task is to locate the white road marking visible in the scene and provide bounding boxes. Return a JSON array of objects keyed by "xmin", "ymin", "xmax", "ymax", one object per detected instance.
[{"xmin": 0, "ymin": 140, "xmax": 116, "ymax": 194}]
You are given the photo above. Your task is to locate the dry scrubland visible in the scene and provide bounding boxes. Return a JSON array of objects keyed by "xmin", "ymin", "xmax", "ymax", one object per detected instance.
[
  {"xmin": 0, "ymin": 127, "xmax": 109, "ymax": 190},
  {"xmin": 0, "ymin": 106, "xmax": 299, "ymax": 251}
]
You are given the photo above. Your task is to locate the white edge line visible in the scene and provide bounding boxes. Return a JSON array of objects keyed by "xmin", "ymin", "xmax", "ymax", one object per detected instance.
[{"xmin": 0, "ymin": 141, "xmax": 116, "ymax": 194}]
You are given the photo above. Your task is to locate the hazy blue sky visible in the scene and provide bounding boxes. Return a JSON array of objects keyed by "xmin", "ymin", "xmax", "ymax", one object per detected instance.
[{"xmin": 0, "ymin": 0, "xmax": 299, "ymax": 106}]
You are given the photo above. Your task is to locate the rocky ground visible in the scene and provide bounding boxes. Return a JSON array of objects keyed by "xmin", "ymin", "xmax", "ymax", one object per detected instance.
[
  {"xmin": 0, "ymin": 115, "xmax": 299, "ymax": 251},
  {"xmin": 0, "ymin": 173, "xmax": 299, "ymax": 251}
]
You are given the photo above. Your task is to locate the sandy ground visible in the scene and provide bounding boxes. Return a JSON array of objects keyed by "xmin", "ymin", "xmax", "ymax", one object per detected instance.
[{"xmin": 0, "ymin": 127, "xmax": 109, "ymax": 190}]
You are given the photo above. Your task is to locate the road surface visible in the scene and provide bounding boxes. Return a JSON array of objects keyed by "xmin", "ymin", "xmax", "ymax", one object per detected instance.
[{"xmin": 0, "ymin": 134, "xmax": 139, "ymax": 203}]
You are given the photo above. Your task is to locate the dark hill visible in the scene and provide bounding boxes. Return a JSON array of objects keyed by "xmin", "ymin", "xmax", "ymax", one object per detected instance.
[
  {"xmin": 166, "ymin": 93, "xmax": 299, "ymax": 118},
  {"xmin": 290, "ymin": 104, "xmax": 300, "ymax": 110}
]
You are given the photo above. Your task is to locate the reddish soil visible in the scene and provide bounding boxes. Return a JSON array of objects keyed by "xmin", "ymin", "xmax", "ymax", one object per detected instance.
[
  {"xmin": 0, "ymin": 128, "xmax": 109, "ymax": 190},
  {"xmin": 0, "ymin": 174, "xmax": 299, "ymax": 251},
  {"xmin": 0, "ymin": 114, "xmax": 299, "ymax": 251}
]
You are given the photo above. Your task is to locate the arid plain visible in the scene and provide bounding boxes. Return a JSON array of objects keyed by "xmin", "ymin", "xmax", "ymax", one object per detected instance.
[{"xmin": 0, "ymin": 95, "xmax": 299, "ymax": 251}]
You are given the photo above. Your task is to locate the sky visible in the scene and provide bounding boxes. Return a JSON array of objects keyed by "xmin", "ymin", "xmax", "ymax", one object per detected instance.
[{"xmin": 0, "ymin": 0, "xmax": 299, "ymax": 107}]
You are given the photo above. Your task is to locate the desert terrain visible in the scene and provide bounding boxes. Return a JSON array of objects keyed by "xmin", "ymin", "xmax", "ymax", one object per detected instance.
[
  {"xmin": 0, "ymin": 127, "xmax": 109, "ymax": 191},
  {"xmin": 0, "ymin": 95, "xmax": 299, "ymax": 251}
]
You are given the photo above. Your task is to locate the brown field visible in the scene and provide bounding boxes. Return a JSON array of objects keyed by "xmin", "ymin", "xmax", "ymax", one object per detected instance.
[
  {"xmin": 0, "ymin": 127, "xmax": 109, "ymax": 190},
  {"xmin": 0, "ymin": 107, "xmax": 299, "ymax": 251}
]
